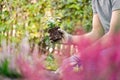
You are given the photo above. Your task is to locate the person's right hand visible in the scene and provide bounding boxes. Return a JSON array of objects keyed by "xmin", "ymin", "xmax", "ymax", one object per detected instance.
[{"xmin": 58, "ymin": 29, "xmax": 72, "ymax": 44}]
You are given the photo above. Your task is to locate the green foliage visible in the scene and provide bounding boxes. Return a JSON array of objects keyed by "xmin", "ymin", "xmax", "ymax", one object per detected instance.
[
  {"xmin": 47, "ymin": 20, "xmax": 56, "ymax": 29},
  {"xmin": 0, "ymin": 0, "xmax": 93, "ymax": 72},
  {"xmin": 45, "ymin": 54, "xmax": 58, "ymax": 71},
  {"xmin": 51, "ymin": 0, "xmax": 92, "ymax": 33},
  {"xmin": 0, "ymin": 0, "xmax": 92, "ymax": 45},
  {"xmin": 0, "ymin": 59, "xmax": 22, "ymax": 78}
]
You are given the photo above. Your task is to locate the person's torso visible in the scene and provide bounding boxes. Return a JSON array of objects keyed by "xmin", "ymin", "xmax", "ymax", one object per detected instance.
[{"xmin": 93, "ymin": 0, "xmax": 112, "ymax": 33}]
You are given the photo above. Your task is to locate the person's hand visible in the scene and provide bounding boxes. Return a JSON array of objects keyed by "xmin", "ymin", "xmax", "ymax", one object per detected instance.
[
  {"xmin": 48, "ymin": 27, "xmax": 72, "ymax": 44},
  {"xmin": 58, "ymin": 29, "xmax": 72, "ymax": 44}
]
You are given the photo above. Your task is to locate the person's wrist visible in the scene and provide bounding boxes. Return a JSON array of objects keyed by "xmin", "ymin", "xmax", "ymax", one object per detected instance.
[{"xmin": 66, "ymin": 34, "xmax": 72, "ymax": 44}]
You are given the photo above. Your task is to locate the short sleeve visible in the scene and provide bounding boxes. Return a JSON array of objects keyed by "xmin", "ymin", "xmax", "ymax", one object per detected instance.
[
  {"xmin": 92, "ymin": 0, "xmax": 97, "ymax": 14},
  {"xmin": 111, "ymin": 0, "xmax": 120, "ymax": 11}
]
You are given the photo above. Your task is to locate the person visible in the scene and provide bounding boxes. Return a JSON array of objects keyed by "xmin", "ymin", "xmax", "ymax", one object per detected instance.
[
  {"xmin": 61, "ymin": 0, "xmax": 120, "ymax": 48},
  {"xmin": 48, "ymin": 0, "xmax": 120, "ymax": 80}
]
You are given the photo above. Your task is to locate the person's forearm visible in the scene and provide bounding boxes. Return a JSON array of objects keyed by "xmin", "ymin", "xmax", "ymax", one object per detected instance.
[
  {"xmin": 86, "ymin": 32, "xmax": 117, "ymax": 52},
  {"xmin": 77, "ymin": 32, "xmax": 115, "ymax": 58},
  {"xmin": 69, "ymin": 29, "xmax": 104, "ymax": 46},
  {"xmin": 99, "ymin": 10, "xmax": 120, "ymax": 49}
]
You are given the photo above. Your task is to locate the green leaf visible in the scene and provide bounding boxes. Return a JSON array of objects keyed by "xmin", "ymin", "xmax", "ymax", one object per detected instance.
[{"xmin": 0, "ymin": 59, "xmax": 22, "ymax": 78}]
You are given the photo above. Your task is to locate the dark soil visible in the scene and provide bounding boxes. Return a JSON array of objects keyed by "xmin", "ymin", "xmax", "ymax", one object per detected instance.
[{"xmin": 48, "ymin": 27, "xmax": 63, "ymax": 43}]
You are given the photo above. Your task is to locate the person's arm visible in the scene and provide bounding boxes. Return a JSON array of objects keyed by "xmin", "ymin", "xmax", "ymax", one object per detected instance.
[
  {"xmin": 68, "ymin": 14, "xmax": 104, "ymax": 45},
  {"xmin": 99, "ymin": 10, "xmax": 120, "ymax": 49},
  {"xmin": 109, "ymin": 10, "xmax": 120, "ymax": 34},
  {"xmin": 81, "ymin": 9, "xmax": 120, "ymax": 52}
]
